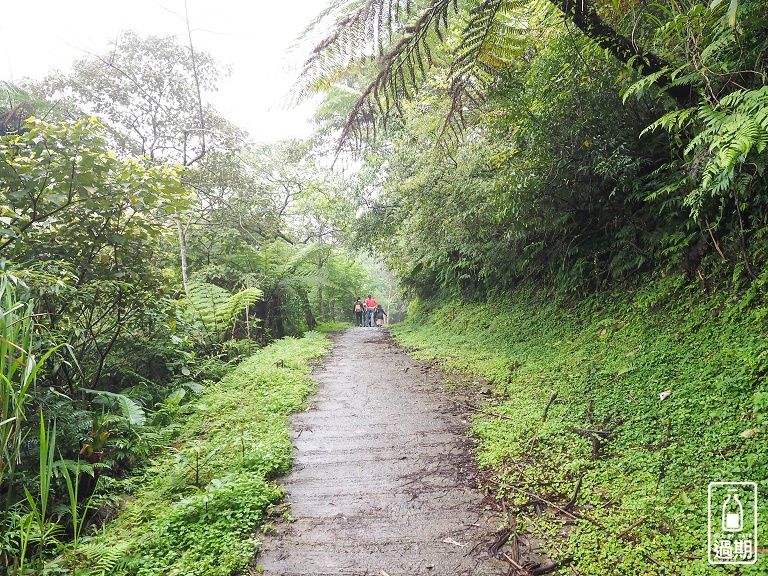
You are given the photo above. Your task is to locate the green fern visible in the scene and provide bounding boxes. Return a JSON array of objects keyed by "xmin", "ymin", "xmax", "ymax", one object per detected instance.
[
  {"xmin": 639, "ymin": 85, "xmax": 768, "ymax": 218},
  {"xmin": 82, "ymin": 389, "xmax": 147, "ymax": 427},
  {"xmin": 76, "ymin": 538, "xmax": 132, "ymax": 576},
  {"xmin": 685, "ymin": 87, "xmax": 768, "ymax": 214},
  {"xmin": 623, "ymin": 68, "xmax": 671, "ymax": 104},
  {"xmin": 184, "ymin": 282, "xmax": 262, "ymax": 340}
]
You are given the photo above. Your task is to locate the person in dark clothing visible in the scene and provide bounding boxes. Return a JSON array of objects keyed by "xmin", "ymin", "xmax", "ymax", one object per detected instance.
[
  {"xmin": 353, "ymin": 297, "xmax": 364, "ymax": 327},
  {"xmin": 375, "ymin": 304, "xmax": 387, "ymax": 327}
]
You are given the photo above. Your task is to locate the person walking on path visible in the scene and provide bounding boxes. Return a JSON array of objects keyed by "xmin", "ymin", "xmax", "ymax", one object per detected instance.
[
  {"xmin": 364, "ymin": 294, "xmax": 377, "ymax": 327},
  {"xmin": 353, "ymin": 297, "xmax": 365, "ymax": 327},
  {"xmin": 375, "ymin": 303, "xmax": 387, "ymax": 327}
]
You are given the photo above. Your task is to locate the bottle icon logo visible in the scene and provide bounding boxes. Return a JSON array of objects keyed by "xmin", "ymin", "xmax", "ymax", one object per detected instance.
[
  {"xmin": 708, "ymin": 482, "xmax": 758, "ymax": 565},
  {"xmin": 721, "ymin": 489, "xmax": 743, "ymax": 532}
]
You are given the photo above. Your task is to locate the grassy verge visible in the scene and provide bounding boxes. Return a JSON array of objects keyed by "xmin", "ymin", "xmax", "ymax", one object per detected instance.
[
  {"xmin": 393, "ymin": 274, "xmax": 767, "ymax": 575},
  {"xmin": 70, "ymin": 331, "xmax": 333, "ymax": 576}
]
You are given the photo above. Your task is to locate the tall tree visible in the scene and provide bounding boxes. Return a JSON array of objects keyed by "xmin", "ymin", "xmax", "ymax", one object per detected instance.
[
  {"xmin": 0, "ymin": 117, "xmax": 192, "ymax": 391},
  {"xmin": 36, "ymin": 30, "xmax": 248, "ymax": 294}
]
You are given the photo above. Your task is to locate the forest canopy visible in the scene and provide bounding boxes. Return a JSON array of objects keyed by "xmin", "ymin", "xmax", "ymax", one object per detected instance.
[{"xmin": 298, "ymin": 0, "xmax": 768, "ymax": 296}]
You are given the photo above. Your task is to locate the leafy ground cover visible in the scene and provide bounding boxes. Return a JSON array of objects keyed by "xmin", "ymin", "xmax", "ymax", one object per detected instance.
[
  {"xmin": 393, "ymin": 273, "xmax": 768, "ymax": 575},
  {"xmin": 68, "ymin": 331, "xmax": 333, "ymax": 576}
]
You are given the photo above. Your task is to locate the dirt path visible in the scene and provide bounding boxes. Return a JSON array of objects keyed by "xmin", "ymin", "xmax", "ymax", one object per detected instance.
[{"xmin": 257, "ymin": 328, "xmax": 508, "ymax": 575}]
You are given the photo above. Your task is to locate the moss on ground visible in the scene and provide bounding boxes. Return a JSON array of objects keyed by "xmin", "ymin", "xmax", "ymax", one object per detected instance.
[{"xmin": 393, "ymin": 274, "xmax": 768, "ymax": 575}]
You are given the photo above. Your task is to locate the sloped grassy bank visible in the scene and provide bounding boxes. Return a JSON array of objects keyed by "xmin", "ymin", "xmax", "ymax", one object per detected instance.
[
  {"xmin": 393, "ymin": 275, "xmax": 767, "ymax": 575},
  {"xmin": 71, "ymin": 331, "xmax": 333, "ymax": 576}
]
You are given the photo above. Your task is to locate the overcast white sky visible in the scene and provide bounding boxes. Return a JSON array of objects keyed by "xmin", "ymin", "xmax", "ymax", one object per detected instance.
[{"xmin": 1, "ymin": 0, "xmax": 325, "ymax": 142}]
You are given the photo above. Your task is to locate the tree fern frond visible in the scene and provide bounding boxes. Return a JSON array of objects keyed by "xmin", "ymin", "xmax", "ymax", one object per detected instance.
[
  {"xmin": 442, "ymin": 0, "xmax": 534, "ymax": 138},
  {"xmin": 184, "ymin": 282, "xmax": 262, "ymax": 338},
  {"xmin": 302, "ymin": 0, "xmax": 684, "ymax": 154},
  {"xmin": 333, "ymin": 0, "xmax": 458, "ymax": 152}
]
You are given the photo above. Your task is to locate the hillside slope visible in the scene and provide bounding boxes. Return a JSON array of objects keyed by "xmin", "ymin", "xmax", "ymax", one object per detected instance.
[{"xmin": 393, "ymin": 274, "xmax": 768, "ymax": 575}]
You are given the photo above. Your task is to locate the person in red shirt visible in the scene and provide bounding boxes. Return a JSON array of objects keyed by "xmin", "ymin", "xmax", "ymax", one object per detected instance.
[{"xmin": 364, "ymin": 294, "xmax": 377, "ymax": 327}]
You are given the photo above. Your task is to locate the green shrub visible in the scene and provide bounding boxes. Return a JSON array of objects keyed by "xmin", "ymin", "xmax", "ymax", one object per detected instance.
[{"xmin": 69, "ymin": 331, "xmax": 332, "ymax": 576}]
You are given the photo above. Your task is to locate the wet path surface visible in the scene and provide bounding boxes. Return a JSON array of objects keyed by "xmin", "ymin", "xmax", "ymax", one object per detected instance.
[{"xmin": 257, "ymin": 328, "xmax": 507, "ymax": 576}]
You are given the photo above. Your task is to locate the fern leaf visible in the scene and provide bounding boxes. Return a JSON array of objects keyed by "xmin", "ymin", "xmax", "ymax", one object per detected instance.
[
  {"xmin": 184, "ymin": 282, "xmax": 262, "ymax": 337},
  {"xmin": 622, "ymin": 68, "xmax": 669, "ymax": 103}
]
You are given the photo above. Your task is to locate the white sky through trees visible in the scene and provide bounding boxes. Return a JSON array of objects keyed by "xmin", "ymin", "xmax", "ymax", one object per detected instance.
[{"xmin": 1, "ymin": 0, "xmax": 321, "ymax": 142}]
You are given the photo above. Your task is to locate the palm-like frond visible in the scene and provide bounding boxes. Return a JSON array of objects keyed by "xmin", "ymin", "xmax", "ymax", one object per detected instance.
[
  {"xmin": 297, "ymin": 0, "xmax": 687, "ymax": 152},
  {"xmin": 185, "ymin": 282, "xmax": 262, "ymax": 337},
  {"xmin": 0, "ymin": 82, "xmax": 36, "ymax": 134},
  {"xmin": 297, "ymin": 0, "xmax": 537, "ymax": 152},
  {"xmin": 444, "ymin": 0, "xmax": 536, "ymax": 139}
]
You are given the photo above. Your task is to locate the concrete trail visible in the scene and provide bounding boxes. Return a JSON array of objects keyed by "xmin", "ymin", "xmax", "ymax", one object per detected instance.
[{"xmin": 257, "ymin": 327, "xmax": 507, "ymax": 576}]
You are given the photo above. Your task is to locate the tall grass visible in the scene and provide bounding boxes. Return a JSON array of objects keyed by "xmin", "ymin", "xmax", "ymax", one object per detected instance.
[
  {"xmin": 1, "ymin": 275, "xmax": 61, "ymax": 573},
  {"xmin": 0, "ymin": 275, "xmax": 38, "ymax": 496}
]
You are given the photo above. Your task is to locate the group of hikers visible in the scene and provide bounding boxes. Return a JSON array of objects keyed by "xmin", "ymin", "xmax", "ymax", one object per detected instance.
[{"xmin": 352, "ymin": 295, "xmax": 387, "ymax": 327}]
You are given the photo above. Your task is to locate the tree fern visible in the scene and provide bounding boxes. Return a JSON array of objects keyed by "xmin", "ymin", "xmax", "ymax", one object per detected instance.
[
  {"xmin": 184, "ymin": 282, "xmax": 262, "ymax": 342},
  {"xmin": 296, "ymin": 0, "xmax": 687, "ymax": 152},
  {"xmin": 76, "ymin": 538, "xmax": 132, "ymax": 576}
]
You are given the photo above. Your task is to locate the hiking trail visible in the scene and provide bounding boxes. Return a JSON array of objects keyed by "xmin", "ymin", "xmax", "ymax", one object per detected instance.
[{"xmin": 257, "ymin": 327, "xmax": 514, "ymax": 575}]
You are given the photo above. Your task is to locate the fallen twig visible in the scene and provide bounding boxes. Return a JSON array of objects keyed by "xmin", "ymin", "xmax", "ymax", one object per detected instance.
[
  {"xmin": 510, "ymin": 516, "xmax": 521, "ymax": 565},
  {"xmin": 512, "ymin": 487, "xmax": 608, "ymax": 531},
  {"xmin": 618, "ymin": 517, "xmax": 647, "ymax": 540},
  {"xmin": 568, "ymin": 427, "xmax": 611, "ymax": 460},
  {"xmin": 671, "ymin": 554, "xmax": 702, "ymax": 560},
  {"xmin": 568, "ymin": 427, "xmax": 611, "ymax": 438},
  {"xmin": 643, "ymin": 553, "xmax": 669, "ymax": 572},
  {"xmin": 488, "ymin": 527, "xmax": 513, "ymax": 557},
  {"xmin": 563, "ymin": 474, "xmax": 584, "ymax": 512},
  {"xmin": 501, "ymin": 551, "xmax": 526, "ymax": 573},
  {"xmin": 442, "ymin": 537, "xmax": 467, "ymax": 547},
  {"xmin": 542, "ymin": 392, "xmax": 558, "ymax": 422},
  {"xmin": 449, "ymin": 399, "xmax": 516, "ymax": 421}
]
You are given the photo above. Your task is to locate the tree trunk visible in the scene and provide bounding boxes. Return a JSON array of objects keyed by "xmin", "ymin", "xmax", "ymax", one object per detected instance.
[
  {"xmin": 553, "ymin": 0, "xmax": 693, "ymax": 107},
  {"xmin": 176, "ymin": 218, "xmax": 190, "ymax": 296}
]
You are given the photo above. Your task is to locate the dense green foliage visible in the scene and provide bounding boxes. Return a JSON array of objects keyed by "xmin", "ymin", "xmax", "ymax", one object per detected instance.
[
  {"xmin": 304, "ymin": 0, "xmax": 768, "ymax": 298},
  {"xmin": 0, "ymin": 30, "xmax": 387, "ymax": 573},
  {"xmin": 2, "ymin": 0, "xmax": 766, "ymax": 571},
  {"xmin": 66, "ymin": 331, "xmax": 332, "ymax": 575},
  {"xmin": 394, "ymin": 272, "xmax": 767, "ymax": 574}
]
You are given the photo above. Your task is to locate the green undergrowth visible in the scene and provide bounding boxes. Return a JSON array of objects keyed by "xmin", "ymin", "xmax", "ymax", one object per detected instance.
[
  {"xmin": 69, "ymin": 331, "xmax": 333, "ymax": 576},
  {"xmin": 393, "ymin": 273, "xmax": 768, "ymax": 575}
]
